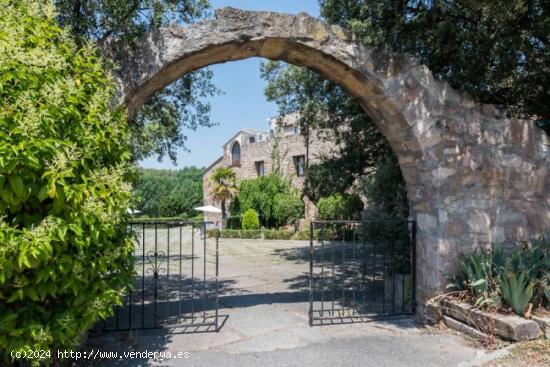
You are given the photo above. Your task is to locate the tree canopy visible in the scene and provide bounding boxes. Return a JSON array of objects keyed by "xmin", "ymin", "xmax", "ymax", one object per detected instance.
[
  {"xmin": 321, "ymin": 0, "xmax": 549, "ymax": 123},
  {"xmin": 55, "ymin": 0, "xmax": 221, "ymax": 163},
  {"xmin": 230, "ymin": 174, "xmax": 303, "ymax": 228},
  {"xmin": 133, "ymin": 167, "xmax": 203, "ymax": 218},
  {"xmin": 262, "ymin": 0, "xmax": 549, "ymax": 215},
  {"xmin": 261, "ymin": 61, "xmax": 392, "ymax": 202}
]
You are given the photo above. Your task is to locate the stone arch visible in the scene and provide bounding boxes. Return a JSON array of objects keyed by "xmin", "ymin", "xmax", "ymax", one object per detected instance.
[{"xmin": 106, "ymin": 7, "xmax": 550, "ymax": 317}]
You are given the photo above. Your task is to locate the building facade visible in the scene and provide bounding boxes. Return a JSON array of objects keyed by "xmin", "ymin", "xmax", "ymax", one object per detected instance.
[{"xmin": 202, "ymin": 113, "xmax": 334, "ymax": 225}]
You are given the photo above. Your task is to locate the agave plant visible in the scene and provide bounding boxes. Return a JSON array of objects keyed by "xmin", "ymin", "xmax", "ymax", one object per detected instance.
[
  {"xmin": 507, "ymin": 238, "xmax": 550, "ymax": 306},
  {"xmin": 449, "ymin": 247, "xmax": 495, "ymax": 301},
  {"xmin": 491, "ymin": 242, "xmax": 507, "ymax": 273},
  {"xmin": 499, "ymin": 271, "xmax": 535, "ymax": 316}
]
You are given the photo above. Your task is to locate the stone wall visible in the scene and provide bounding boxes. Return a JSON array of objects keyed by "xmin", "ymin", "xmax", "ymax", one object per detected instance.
[
  {"xmin": 202, "ymin": 128, "xmax": 335, "ymax": 225},
  {"xmin": 108, "ymin": 7, "xmax": 550, "ymax": 317}
]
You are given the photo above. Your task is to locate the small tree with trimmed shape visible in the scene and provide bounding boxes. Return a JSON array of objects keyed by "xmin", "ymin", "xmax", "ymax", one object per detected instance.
[{"xmin": 242, "ymin": 209, "xmax": 260, "ymax": 230}]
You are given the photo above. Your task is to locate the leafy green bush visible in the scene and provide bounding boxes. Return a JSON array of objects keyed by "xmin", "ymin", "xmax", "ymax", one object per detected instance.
[
  {"xmin": 0, "ymin": 1, "xmax": 133, "ymax": 362},
  {"xmin": 231, "ymin": 174, "xmax": 303, "ymax": 228},
  {"xmin": 206, "ymin": 228, "xmax": 326, "ymax": 241},
  {"xmin": 242, "ymin": 209, "xmax": 260, "ymax": 230},
  {"xmin": 263, "ymin": 229, "xmax": 294, "ymax": 240},
  {"xmin": 317, "ymin": 193, "xmax": 363, "ymax": 220},
  {"xmin": 216, "ymin": 229, "xmax": 262, "ymax": 239},
  {"xmin": 273, "ymin": 193, "xmax": 303, "ymax": 227}
]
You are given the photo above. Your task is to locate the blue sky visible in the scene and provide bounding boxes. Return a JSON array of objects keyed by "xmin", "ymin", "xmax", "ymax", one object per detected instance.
[{"xmin": 139, "ymin": 0, "xmax": 320, "ymax": 169}]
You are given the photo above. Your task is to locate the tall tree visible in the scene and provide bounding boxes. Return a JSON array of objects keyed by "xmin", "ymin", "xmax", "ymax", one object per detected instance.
[
  {"xmin": 320, "ymin": 0, "xmax": 550, "ymax": 125},
  {"xmin": 209, "ymin": 167, "xmax": 238, "ymax": 226},
  {"xmin": 262, "ymin": 0, "xmax": 549, "ymax": 211},
  {"xmin": 261, "ymin": 61, "xmax": 393, "ymax": 202},
  {"xmin": 133, "ymin": 167, "xmax": 203, "ymax": 217},
  {"xmin": 55, "ymin": 0, "xmax": 221, "ymax": 163}
]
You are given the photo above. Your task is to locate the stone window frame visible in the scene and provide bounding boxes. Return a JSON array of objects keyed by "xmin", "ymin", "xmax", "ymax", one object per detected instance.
[
  {"xmin": 231, "ymin": 141, "xmax": 241, "ymax": 166},
  {"xmin": 293, "ymin": 155, "xmax": 305, "ymax": 177},
  {"xmin": 255, "ymin": 161, "xmax": 265, "ymax": 177},
  {"xmin": 249, "ymin": 136, "xmax": 255, "ymax": 144}
]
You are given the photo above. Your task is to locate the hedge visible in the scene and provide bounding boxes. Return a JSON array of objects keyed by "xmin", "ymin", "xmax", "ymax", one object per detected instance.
[{"xmin": 206, "ymin": 229, "xmax": 322, "ymax": 240}]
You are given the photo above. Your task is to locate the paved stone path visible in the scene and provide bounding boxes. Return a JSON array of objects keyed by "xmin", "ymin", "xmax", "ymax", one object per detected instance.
[{"xmin": 82, "ymin": 238, "xmax": 485, "ymax": 367}]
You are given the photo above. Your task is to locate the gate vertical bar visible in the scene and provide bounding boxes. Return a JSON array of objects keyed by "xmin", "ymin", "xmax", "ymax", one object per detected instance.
[
  {"xmin": 403, "ymin": 222, "xmax": 407, "ymax": 313},
  {"xmin": 371, "ymin": 222, "xmax": 376, "ymax": 311},
  {"xmin": 215, "ymin": 228, "xmax": 219, "ymax": 331},
  {"xmin": 331, "ymin": 223, "xmax": 336, "ymax": 319},
  {"xmin": 142, "ymin": 223, "xmax": 145, "ymax": 328},
  {"xmin": 128, "ymin": 223, "xmax": 133, "ymax": 329},
  {"xmin": 203, "ymin": 222, "xmax": 207, "ymax": 321},
  {"xmin": 391, "ymin": 231, "xmax": 395, "ymax": 314},
  {"xmin": 411, "ymin": 221, "xmax": 417, "ymax": 313},
  {"xmin": 352, "ymin": 224, "xmax": 357, "ymax": 315},
  {"xmin": 179, "ymin": 224, "xmax": 182, "ymax": 319},
  {"xmin": 191, "ymin": 223, "xmax": 195, "ymax": 319},
  {"xmin": 154, "ymin": 223, "xmax": 158, "ymax": 327},
  {"xmin": 309, "ymin": 222, "xmax": 314, "ymax": 326},
  {"xmin": 382, "ymin": 229, "xmax": 386, "ymax": 315},
  {"xmin": 167, "ymin": 225, "xmax": 170, "ymax": 320},
  {"xmin": 320, "ymin": 223, "xmax": 325, "ymax": 317},
  {"xmin": 361, "ymin": 222, "xmax": 366, "ymax": 310},
  {"xmin": 341, "ymin": 224, "xmax": 345, "ymax": 317}
]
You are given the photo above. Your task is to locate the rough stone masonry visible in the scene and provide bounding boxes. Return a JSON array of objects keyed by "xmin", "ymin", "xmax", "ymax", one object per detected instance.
[{"xmin": 105, "ymin": 7, "xmax": 550, "ymax": 317}]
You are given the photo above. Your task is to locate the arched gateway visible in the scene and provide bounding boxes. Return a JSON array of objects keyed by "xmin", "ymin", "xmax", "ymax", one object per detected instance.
[{"xmin": 107, "ymin": 7, "xmax": 550, "ymax": 317}]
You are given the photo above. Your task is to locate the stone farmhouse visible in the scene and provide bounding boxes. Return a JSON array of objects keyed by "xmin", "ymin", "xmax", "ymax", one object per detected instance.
[{"xmin": 202, "ymin": 113, "xmax": 334, "ymax": 225}]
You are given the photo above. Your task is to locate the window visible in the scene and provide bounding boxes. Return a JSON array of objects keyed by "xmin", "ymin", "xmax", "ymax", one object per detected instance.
[
  {"xmin": 293, "ymin": 155, "xmax": 305, "ymax": 177},
  {"xmin": 231, "ymin": 141, "xmax": 241, "ymax": 166},
  {"xmin": 294, "ymin": 126, "xmax": 300, "ymax": 134},
  {"xmin": 255, "ymin": 161, "xmax": 265, "ymax": 177},
  {"xmin": 249, "ymin": 136, "xmax": 255, "ymax": 144}
]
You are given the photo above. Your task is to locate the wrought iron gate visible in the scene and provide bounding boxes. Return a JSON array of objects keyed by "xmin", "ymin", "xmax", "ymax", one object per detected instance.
[
  {"xmin": 309, "ymin": 220, "xmax": 416, "ymax": 325},
  {"xmin": 103, "ymin": 221, "xmax": 220, "ymax": 332}
]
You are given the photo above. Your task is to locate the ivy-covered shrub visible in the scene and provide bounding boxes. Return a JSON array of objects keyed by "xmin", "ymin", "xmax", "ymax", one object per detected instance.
[
  {"xmin": 242, "ymin": 209, "xmax": 260, "ymax": 230},
  {"xmin": 317, "ymin": 193, "xmax": 363, "ymax": 220},
  {"xmin": 0, "ymin": 1, "xmax": 133, "ymax": 362}
]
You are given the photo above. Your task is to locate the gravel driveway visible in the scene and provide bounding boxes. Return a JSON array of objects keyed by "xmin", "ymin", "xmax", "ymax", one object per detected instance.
[{"xmin": 81, "ymin": 237, "xmax": 485, "ymax": 367}]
